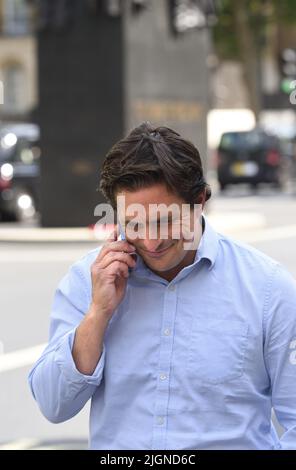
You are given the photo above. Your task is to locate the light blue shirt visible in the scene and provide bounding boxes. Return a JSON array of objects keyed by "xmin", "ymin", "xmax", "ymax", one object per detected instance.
[{"xmin": 28, "ymin": 216, "xmax": 296, "ymax": 450}]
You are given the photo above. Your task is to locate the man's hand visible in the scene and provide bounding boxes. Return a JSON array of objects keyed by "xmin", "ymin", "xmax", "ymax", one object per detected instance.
[
  {"xmin": 72, "ymin": 227, "xmax": 137, "ymax": 375},
  {"xmin": 91, "ymin": 227, "xmax": 137, "ymax": 319}
]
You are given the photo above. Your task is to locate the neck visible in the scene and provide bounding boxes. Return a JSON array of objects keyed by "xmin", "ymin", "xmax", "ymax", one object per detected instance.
[{"xmin": 157, "ymin": 248, "xmax": 197, "ymax": 282}]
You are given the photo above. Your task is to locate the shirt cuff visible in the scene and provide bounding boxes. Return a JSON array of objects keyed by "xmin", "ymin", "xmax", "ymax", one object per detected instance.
[{"xmin": 54, "ymin": 328, "xmax": 106, "ymax": 386}]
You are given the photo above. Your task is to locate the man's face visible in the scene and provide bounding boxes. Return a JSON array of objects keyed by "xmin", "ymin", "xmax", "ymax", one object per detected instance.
[{"xmin": 116, "ymin": 183, "xmax": 204, "ymax": 277}]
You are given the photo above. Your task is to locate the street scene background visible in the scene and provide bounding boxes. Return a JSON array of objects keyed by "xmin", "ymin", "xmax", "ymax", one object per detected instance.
[{"xmin": 0, "ymin": 0, "xmax": 296, "ymax": 449}]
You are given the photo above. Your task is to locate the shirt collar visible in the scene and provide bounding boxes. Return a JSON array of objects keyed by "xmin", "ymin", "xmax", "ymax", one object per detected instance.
[{"xmin": 195, "ymin": 215, "xmax": 219, "ymax": 270}]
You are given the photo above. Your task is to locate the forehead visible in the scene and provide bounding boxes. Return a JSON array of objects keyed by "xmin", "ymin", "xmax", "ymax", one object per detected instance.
[
  {"xmin": 115, "ymin": 184, "xmax": 195, "ymax": 225},
  {"xmin": 116, "ymin": 183, "xmax": 184, "ymax": 208}
]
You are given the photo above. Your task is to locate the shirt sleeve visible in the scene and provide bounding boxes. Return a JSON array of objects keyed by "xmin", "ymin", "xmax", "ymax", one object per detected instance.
[
  {"xmin": 28, "ymin": 259, "xmax": 106, "ymax": 423},
  {"xmin": 263, "ymin": 263, "xmax": 296, "ymax": 450}
]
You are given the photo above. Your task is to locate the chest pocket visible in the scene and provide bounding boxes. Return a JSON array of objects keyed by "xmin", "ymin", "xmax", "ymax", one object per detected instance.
[{"xmin": 187, "ymin": 319, "xmax": 249, "ymax": 385}]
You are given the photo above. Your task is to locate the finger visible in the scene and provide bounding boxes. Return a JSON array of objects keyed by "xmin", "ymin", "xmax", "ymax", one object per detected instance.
[
  {"xmin": 96, "ymin": 240, "xmax": 136, "ymax": 263},
  {"xmin": 106, "ymin": 260, "xmax": 129, "ymax": 279},
  {"xmin": 98, "ymin": 251, "xmax": 137, "ymax": 270}
]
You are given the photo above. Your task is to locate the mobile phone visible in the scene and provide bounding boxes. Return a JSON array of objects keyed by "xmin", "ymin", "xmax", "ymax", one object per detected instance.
[
  {"xmin": 118, "ymin": 221, "xmax": 127, "ymax": 241},
  {"xmin": 118, "ymin": 222, "xmax": 137, "ymax": 270}
]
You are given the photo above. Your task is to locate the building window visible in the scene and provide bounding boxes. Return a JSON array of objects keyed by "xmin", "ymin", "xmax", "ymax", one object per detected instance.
[
  {"xmin": 2, "ymin": 63, "xmax": 25, "ymax": 114},
  {"xmin": 2, "ymin": 0, "xmax": 31, "ymax": 36}
]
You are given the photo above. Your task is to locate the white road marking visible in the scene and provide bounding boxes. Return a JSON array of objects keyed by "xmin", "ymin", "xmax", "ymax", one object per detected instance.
[
  {"xmin": 0, "ymin": 248, "xmax": 96, "ymax": 263},
  {"xmin": 0, "ymin": 439, "xmax": 88, "ymax": 450},
  {"xmin": 239, "ymin": 224, "xmax": 296, "ymax": 244},
  {"xmin": 208, "ymin": 212, "xmax": 266, "ymax": 234},
  {"xmin": 0, "ymin": 227, "xmax": 98, "ymax": 242},
  {"xmin": 0, "ymin": 438, "xmax": 40, "ymax": 450},
  {"xmin": 0, "ymin": 343, "xmax": 47, "ymax": 373}
]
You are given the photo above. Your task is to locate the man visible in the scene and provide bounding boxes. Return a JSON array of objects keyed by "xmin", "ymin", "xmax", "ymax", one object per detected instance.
[{"xmin": 29, "ymin": 122, "xmax": 296, "ymax": 450}]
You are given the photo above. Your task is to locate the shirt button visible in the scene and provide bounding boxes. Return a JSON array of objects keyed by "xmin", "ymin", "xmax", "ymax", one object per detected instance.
[
  {"xmin": 164, "ymin": 328, "xmax": 171, "ymax": 336},
  {"xmin": 168, "ymin": 285, "xmax": 175, "ymax": 291},
  {"xmin": 160, "ymin": 374, "xmax": 167, "ymax": 380},
  {"xmin": 157, "ymin": 416, "xmax": 165, "ymax": 425}
]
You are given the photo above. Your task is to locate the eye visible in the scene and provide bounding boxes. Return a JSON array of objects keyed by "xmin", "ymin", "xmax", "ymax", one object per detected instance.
[{"xmin": 128, "ymin": 222, "xmax": 144, "ymax": 231}]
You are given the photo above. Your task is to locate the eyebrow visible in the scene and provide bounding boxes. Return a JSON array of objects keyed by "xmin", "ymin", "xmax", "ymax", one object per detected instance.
[{"xmin": 124, "ymin": 214, "xmax": 175, "ymax": 224}]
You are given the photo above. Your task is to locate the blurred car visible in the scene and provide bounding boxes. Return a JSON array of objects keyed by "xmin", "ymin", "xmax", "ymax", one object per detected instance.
[
  {"xmin": 216, "ymin": 129, "xmax": 284, "ymax": 191},
  {"xmin": 0, "ymin": 123, "xmax": 40, "ymax": 221}
]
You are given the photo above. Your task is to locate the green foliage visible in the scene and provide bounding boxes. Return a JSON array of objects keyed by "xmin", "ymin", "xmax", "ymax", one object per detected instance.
[{"xmin": 213, "ymin": 0, "xmax": 296, "ymax": 61}]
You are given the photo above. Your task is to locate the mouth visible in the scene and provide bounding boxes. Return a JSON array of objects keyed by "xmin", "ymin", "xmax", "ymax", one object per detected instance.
[{"xmin": 143, "ymin": 244, "xmax": 174, "ymax": 259}]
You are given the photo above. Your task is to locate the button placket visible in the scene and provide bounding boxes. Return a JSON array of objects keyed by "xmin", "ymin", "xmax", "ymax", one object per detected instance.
[{"xmin": 152, "ymin": 284, "xmax": 178, "ymax": 450}]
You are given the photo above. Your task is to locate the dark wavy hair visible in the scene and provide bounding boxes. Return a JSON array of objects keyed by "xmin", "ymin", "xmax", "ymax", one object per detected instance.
[{"xmin": 99, "ymin": 121, "xmax": 211, "ymax": 209}]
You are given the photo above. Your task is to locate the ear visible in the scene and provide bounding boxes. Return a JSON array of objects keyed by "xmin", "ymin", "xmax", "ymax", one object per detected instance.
[{"xmin": 197, "ymin": 189, "xmax": 206, "ymax": 208}]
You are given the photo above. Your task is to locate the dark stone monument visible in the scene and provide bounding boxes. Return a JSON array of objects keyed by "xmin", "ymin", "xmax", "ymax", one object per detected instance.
[{"xmin": 37, "ymin": 0, "xmax": 213, "ymax": 226}]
